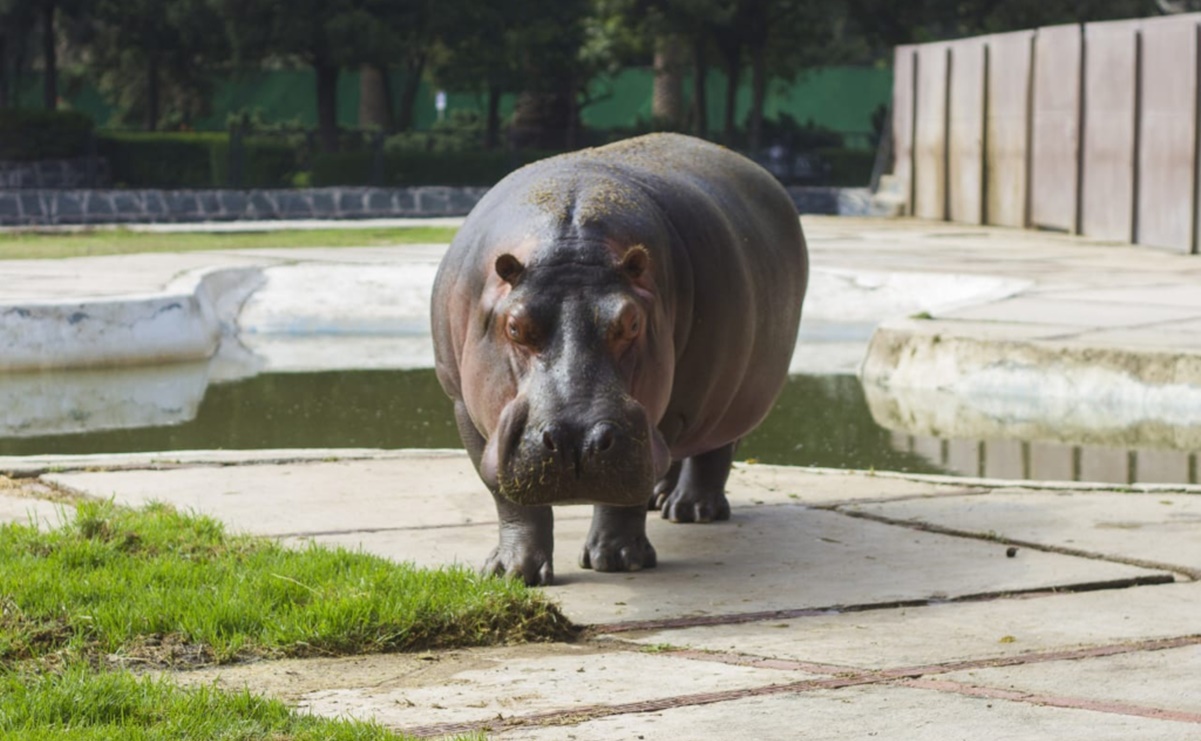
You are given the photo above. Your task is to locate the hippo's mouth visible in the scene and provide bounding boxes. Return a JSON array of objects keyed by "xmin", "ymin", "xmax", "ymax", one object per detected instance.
[{"xmin": 481, "ymin": 395, "xmax": 671, "ymax": 507}]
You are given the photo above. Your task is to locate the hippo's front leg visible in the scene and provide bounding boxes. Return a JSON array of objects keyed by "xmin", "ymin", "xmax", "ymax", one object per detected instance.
[
  {"xmin": 453, "ymin": 401, "xmax": 555, "ymax": 586},
  {"xmin": 485, "ymin": 495, "xmax": 555, "ymax": 586},
  {"xmin": 580, "ymin": 505, "xmax": 657, "ymax": 572}
]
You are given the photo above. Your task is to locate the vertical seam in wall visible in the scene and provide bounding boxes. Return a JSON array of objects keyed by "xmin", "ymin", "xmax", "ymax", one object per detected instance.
[
  {"xmin": 1024, "ymin": 31, "xmax": 1036, "ymax": 229},
  {"xmin": 943, "ymin": 45, "xmax": 952, "ymax": 222},
  {"xmin": 909, "ymin": 49, "xmax": 919, "ymax": 217},
  {"xmin": 981, "ymin": 40, "xmax": 991, "ymax": 226},
  {"xmin": 1075, "ymin": 23, "xmax": 1087, "ymax": 236},
  {"xmin": 1193, "ymin": 22, "xmax": 1201, "ymax": 254},
  {"xmin": 1131, "ymin": 27, "xmax": 1143, "ymax": 245}
]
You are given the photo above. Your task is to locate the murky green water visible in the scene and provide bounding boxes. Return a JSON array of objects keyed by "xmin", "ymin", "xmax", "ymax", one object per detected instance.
[
  {"xmin": 0, "ymin": 370, "xmax": 943, "ymax": 474},
  {"xmin": 2, "ymin": 368, "xmax": 1197, "ymax": 485}
]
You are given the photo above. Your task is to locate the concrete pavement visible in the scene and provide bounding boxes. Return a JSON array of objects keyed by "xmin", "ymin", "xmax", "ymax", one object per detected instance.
[
  {"xmin": 1, "ymin": 216, "xmax": 1201, "ymax": 738},
  {"xmin": 1, "ymin": 451, "xmax": 1198, "ymax": 738}
]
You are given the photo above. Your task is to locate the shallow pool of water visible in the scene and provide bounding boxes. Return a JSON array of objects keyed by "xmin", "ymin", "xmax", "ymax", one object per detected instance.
[
  {"xmin": 2, "ymin": 368, "xmax": 1197, "ymax": 486},
  {"xmin": 0, "ymin": 370, "xmax": 943, "ymax": 474}
]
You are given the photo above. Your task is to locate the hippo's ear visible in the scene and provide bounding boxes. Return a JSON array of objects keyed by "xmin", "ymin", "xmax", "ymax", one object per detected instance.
[
  {"xmin": 619, "ymin": 245, "xmax": 650, "ymax": 282},
  {"xmin": 495, "ymin": 253, "xmax": 525, "ymax": 284}
]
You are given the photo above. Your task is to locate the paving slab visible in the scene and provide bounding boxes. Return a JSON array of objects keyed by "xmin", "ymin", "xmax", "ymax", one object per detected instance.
[
  {"xmin": 726, "ymin": 464, "xmax": 986, "ymax": 506},
  {"xmin": 941, "ymin": 643, "xmax": 1201, "ymax": 715},
  {"xmin": 845, "ymin": 490, "xmax": 1201, "ymax": 573},
  {"xmin": 174, "ymin": 643, "xmax": 823, "ymax": 733},
  {"xmin": 0, "ymin": 490, "xmax": 68, "ymax": 528},
  {"xmin": 502, "ymin": 684, "xmax": 1196, "ymax": 740},
  {"xmin": 939, "ymin": 296, "xmax": 1201, "ymax": 328},
  {"xmin": 44, "ymin": 457, "xmax": 1172, "ymax": 625},
  {"xmin": 294, "ymin": 503, "xmax": 1165, "ymax": 627},
  {"xmin": 617, "ymin": 581, "xmax": 1201, "ymax": 669},
  {"xmin": 174, "ymin": 642, "xmax": 818, "ymax": 732},
  {"xmin": 44, "ymin": 455, "xmax": 506, "ymax": 536},
  {"xmin": 44, "ymin": 457, "xmax": 981, "ymax": 535}
]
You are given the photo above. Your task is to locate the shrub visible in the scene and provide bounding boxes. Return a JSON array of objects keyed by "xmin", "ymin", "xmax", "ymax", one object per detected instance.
[
  {"xmin": 97, "ymin": 132, "xmax": 223, "ymax": 188},
  {"xmin": 311, "ymin": 148, "xmax": 555, "ymax": 187},
  {"xmin": 816, "ymin": 147, "xmax": 877, "ymax": 187},
  {"xmin": 0, "ymin": 109, "xmax": 95, "ymax": 161},
  {"xmin": 97, "ymin": 132, "xmax": 298, "ymax": 188}
]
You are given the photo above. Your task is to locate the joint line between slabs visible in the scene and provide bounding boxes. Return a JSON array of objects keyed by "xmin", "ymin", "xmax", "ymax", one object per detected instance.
[
  {"xmin": 403, "ymin": 634, "xmax": 1201, "ymax": 738},
  {"xmin": 587, "ymin": 573, "xmax": 1174, "ymax": 635},
  {"xmin": 899, "ymin": 678, "xmax": 1201, "ymax": 724},
  {"xmin": 828, "ymin": 506, "xmax": 1201, "ymax": 580}
]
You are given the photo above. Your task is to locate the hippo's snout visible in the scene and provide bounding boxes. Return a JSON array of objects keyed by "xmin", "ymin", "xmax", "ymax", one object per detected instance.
[
  {"xmin": 492, "ymin": 400, "xmax": 661, "ymax": 507},
  {"xmin": 539, "ymin": 420, "xmax": 622, "ymax": 475}
]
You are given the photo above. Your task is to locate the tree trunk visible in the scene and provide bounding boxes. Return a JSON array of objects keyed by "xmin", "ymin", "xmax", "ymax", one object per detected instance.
[
  {"xmin": 690, "ymin": 39, "xmax": 708, "ymax": 138},
  {"xmin": 358, "ymin": 64, "xmax": 393, "ymax": 130},
  {"xmin": 41, "ymin": 1, "xmax": 56, "ymax": 110},
  {"xmin": 314, "ymin": 60, "xmax": 340, "ymax": 152},
  {"xmin": 0, "ymin": 35, "xmax": 9, "ymax": 109},
  {"xmin": 396, "ymin": 54, "xmax": 426, "ymax": 132},
  {"xmin": 145, "ymin": 58, "xmax": 159, "ymax": 131},
  {"xmin": 747, "ymin": 44, "xmax": 767, "ymax": 152},
  {"xmin": 485, "ymin": 83, "xmax": 501, "ymax": 150},
  {"xmin": 652, "ymin": 34, "xmax": 685, "ymax": 129},
  {"xmin": 722, "ymin": 54, "xmax": 739, "ymax": 146}
]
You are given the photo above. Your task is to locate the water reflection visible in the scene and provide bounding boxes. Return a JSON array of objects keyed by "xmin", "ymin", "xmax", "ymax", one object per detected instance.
[
  {"xmin": 0, "ymin": 369, "xmax": 942, "ymax": 474},
  {"xmin": 868, "ymin": 383, "xmax": 1201, "ymax": 486},
  {"xmin": 1, "ymin": 366, "xmax": 1197, "ymax": 485}
]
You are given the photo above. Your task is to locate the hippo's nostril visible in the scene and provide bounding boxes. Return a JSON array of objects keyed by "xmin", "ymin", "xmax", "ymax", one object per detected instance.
[
  {"xmin": 586, "ymin": 421, "xmax": 619, "ymax": 458},
  {"xmin": 542, "ymin": 429, "xmax": 558, "ymax": 452}
]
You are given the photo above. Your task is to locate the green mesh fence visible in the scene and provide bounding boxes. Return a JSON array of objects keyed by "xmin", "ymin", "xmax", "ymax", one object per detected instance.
[{"xmin": 11, "ymin": 66, "xmax": 890, "ymax": 148}]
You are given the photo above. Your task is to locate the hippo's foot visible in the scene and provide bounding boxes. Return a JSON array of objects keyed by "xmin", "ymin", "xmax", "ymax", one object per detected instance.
[
  {"xmin": 486, "ymin": 494, "xmax": 555, "ymax": 586},
  {"xmin": 650, "ymin": 442, "xmax": 736, "ymax": 523},
  {"xmin": 483, "ymin": 544, "xmax": 554, "ymax": 586},
  {"xmin": 580, "ymin": 505, "xmax": 657, "ymax": 572}
]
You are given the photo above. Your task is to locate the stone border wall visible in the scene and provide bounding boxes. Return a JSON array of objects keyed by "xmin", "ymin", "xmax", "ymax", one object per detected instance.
[
  {"xmin": 0, "ymin": 158, "xmax": 110, "ymax": 189},
  {"xmin": 0, "ymin": 185, "xmax": 870, "ymax": 227}
]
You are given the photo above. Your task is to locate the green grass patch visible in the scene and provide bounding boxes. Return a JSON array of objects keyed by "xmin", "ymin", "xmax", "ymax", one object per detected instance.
[
  {"xmin": 0, "ymin": 665, "xmax": 414, "ymax": 739},
  {"xmin": 0, "ymin": 226, "xmax": 458, "ymax": 260},
  {"xmin": 0, "ymin": 500, "xmax": 574, "ymax": 668}
]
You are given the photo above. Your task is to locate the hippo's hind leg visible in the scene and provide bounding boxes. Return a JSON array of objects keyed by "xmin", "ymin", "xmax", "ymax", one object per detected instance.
[
  {"xmin": 580, "ymin": 505, "xmax": 657, "ymax": 572},
  {"xmin": 454, "ymin": 402, "xmax": 555, "ymax": 586},
  {"xmin": 650, "ymin": 441, "xmax": 735, "ymax": 523}
]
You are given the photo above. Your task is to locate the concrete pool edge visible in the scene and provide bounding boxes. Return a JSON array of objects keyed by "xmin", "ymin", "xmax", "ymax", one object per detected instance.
[
  {"xmin": 0, "ymin": 264, "xmax": 264, "ymax": 372},
  {"xmin": 4, "ymin": 448, "xmax": 1200, "ymax": 495},
  {"xmin": 861, "ymin": 318, "xmax": 1201, "ymax": 440}
]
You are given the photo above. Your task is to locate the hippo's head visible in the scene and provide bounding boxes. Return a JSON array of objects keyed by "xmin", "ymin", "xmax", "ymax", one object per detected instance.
[{"xmin": 469, "ymin": 241, "xmax": 674, "ymax": 507}]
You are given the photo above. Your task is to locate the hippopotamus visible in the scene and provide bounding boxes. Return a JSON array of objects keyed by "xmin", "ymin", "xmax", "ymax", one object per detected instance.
[{"xmin": 431, "ymin": 133, "xmax": 807, "ymax": 586}]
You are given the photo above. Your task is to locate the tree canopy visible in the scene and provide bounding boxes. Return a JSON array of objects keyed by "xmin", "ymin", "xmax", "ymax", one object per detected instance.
[{"xmin": 0, "ymin": 0, "xmax": 1172, "ymax": 151}]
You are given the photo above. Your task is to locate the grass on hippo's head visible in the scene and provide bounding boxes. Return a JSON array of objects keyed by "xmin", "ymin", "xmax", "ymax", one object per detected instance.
[
  {"xmin": 0, "ymin": 225, "xmax": 458, "ymax": 260},
  {"xmin": 0, "ymin": 664, "xmax": 418, "ymax": 740},
  {"xmin": 0, "ymin": 499, "xmax": 574, "ymax": 668}
]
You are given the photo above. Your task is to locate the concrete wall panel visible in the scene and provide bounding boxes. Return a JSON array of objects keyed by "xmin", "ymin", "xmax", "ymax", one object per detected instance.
[
  {"xmin": 985, "ymin": 30, "xmax": 1035, "ymax": 228},
  {"xmin": 1080, "ymin": 19, "xmax": 1140, "ymax": 243},
  {"xmin": 1030, "ymin": 24, "xmax": 1083, "ymax": 232},
  {"xmin": 947, "ymin": 38, "xmax": 987, "ymax": 224},
  {"xmin": 913, "ymin": 43, "xmax": 950, "ymax": 220},
  {"xmin": 1137, "ymin": 15, "xmax": 1200, "ymax": 253},
  {"xmin": 892, "ymin": 45, "xmax": 917, "ymax": 215}
]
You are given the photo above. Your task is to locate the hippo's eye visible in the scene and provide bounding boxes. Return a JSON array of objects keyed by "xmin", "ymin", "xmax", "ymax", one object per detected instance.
[
  {"xmin": 506, "ymin": 315, "xmax": 533, "ymax": 346},
  {"xmin": 612, "ymin": 304, "xmax": 644, "ymax": 345}
]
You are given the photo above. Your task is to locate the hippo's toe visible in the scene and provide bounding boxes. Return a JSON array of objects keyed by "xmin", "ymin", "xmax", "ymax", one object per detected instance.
[
  {"xmin": 483, "ymin": 546, "xmax": 554, "ymax": 587},
  {"xmin": 656, "ymin": 487, "xmax": 731, "ymax": 523},
  {"xmin": 579, "ymin": 533, "xmax": 657, "ymax": 572}
]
